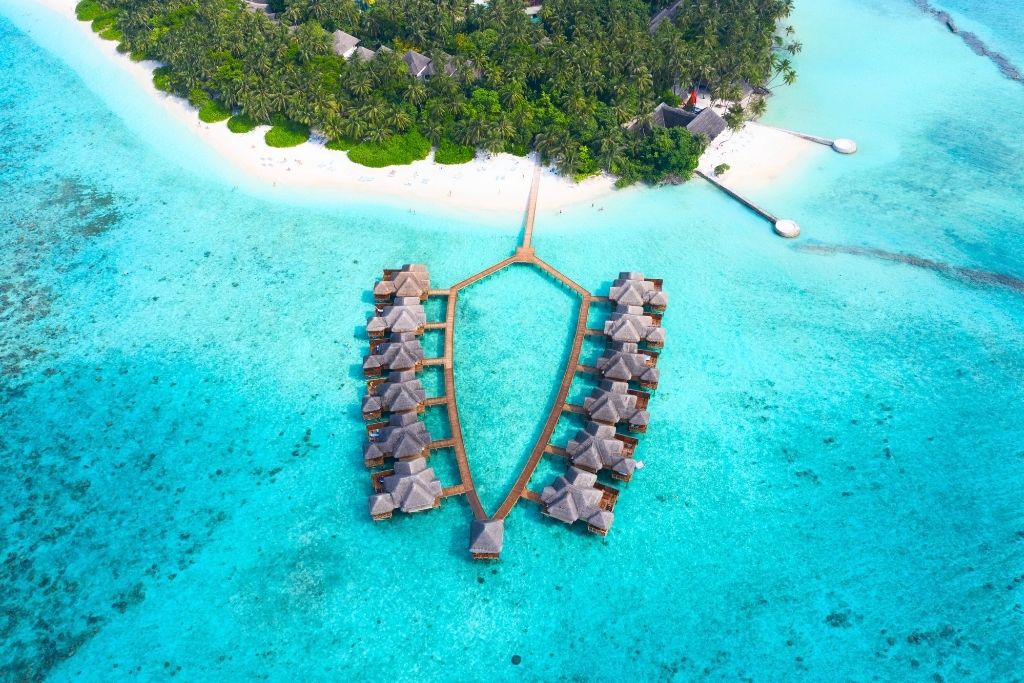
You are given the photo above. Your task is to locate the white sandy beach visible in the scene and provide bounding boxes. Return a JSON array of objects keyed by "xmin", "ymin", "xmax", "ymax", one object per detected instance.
[
  {"xmin": 698, "ymin": 121, "xmax": 826, "ymax": 188},
  {"xmin": 24, "ymin": 0, "xmax": 822, "ymax": 215}
]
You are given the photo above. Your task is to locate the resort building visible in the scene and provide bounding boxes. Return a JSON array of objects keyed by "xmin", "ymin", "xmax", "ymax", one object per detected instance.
[
  {"xmin": 603, "ymin": 304, "xmax": 666, "ymax": 347},
  {"xmin": 649, "ymin": 0, "xmax": 684, "ymax": 32},
  {"xmin": 364, "ymin": 411, "xmax": 433, "ymax": 467},
  {"xmin": 373, "ymin": 264, "xmax": 431, "ymax": 302},
  {"xmin": 361, "ymin": 370, "xmax": 427, "ymax": 419},
  {"xmin": 469, "ymin": 519, "xmax": 504, "ymax": 560},
  {"xmin": 366, "ymin": 296, "xmax": 427, "ymax": 338},
  {"xmin": 595, "ymin": 341, "xmax": 660, "ymax": 389},
  {"xmin": 244, "ymin": 0, "xmax": 273, "ymax": 17},
  {"xmin": 332, "ymin": 30, "xmax": 360, "ymax": 59},
  {"xmin": 540, "ymin": 467, "xmax": 617, "ymax": 535},
  {"xmin": 583, "ymin": 379, "xmax": 651, "ymax": 432},
  {"xmin": 608, "ymin": 271, "xmax": 668, "ymax": 311},
  {"xmin": 566, "ymin": 421, "xmax": 638, "ymax": 481},
  {"xmin": 363, "ymin": 331, "xmax": 425, "ymax": 376},
  {"xmin": 403, "ymin": 50, "xmax": 435, "ymax": 78},
  {"xmin": 352, "ymin": 46, "xmax": 376, "ymax": 61},
  {"xmin": 368, "ymin": 457, "xmax": 443, "ymax": 520},
  {"xmin": 649, "ymin": 102, "xmax": 728, "ymax": 141}
]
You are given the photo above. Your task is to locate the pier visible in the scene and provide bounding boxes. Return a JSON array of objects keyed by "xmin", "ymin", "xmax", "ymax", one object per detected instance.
[
  {"xmin": 362, "ymin": 165, "xmax": 667, "ymax": 558},
  {"xmin": 696, "ymin": 170, "xmax": 801, "ymax": 238},
  {"xmin": 751, "ymin": 121, "xmax": 858, "ymax": 154}
]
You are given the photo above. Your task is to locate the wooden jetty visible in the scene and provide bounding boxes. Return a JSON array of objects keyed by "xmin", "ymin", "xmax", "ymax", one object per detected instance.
[{"xmin": 696, "ymin": 170, "xmax": 801, "ymax": 238}]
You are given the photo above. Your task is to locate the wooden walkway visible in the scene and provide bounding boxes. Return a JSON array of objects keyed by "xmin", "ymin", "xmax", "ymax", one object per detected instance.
[
  {"xmin": 370, "ymin": 158, "xmax": 616, "ymax": 554},
  {"xmin": 696, "ymin": 170, "xmax": 778, "ymax": 225},
  {"xmin": 520, "ymin": 162, "xmax": 543, "ymax": 252},
  {"xmin": 425, "ymin": 249, "xmax": 592, "ymax": 523}
]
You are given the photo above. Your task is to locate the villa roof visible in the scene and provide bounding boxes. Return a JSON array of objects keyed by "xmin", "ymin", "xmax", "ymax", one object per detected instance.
[
  {"xmin": 403, "ymin": 50, "xmax": 435, "ymax": 78},
  {"xmin": 649, "ymin": 0, "xmax": 685, "ymax": 32},
  {"xmin": 566, "ymin": 421, "xmax": 636, "ymax": 479},
  {"xmin": 352, "ymin": 46, "xmax": 376, "ymax": 61},
  {"xmin": 469, "ymin": 519, "xmax": 504, "ymax": 555},
  {"xmin": 540, "ymin": 467, "xmax": 615, "ymax": 531},
  {"xmin": 366, "ymin": 296, "xmax": 426, "ymax": 336},
  {"xmin": 364, "ymin": 411, "xmax": 432, "ymax": 463},
  {"xmin": 361, "ymin": 370, "xmax": 427, "ymax": 416},
  {"xmin": 647, "ymin": 102, "xmax": 726, "ymax": 141},
  {"xmin": 332, "ymin": 30, "xmax": 360, "ymax": 58},
  {"xmin": 686, "ymin": 108, "xmax": 727, "ymax": 140},
  {"xmin": 651, "ymin": 102, "xmax": 696, "ymax": 129},
  {"xmin": 369, "ymin": 457, "xmax": 442, "ymax": 516},
  {"xmin": 363, "ymin": 332, "xmax": 425, "ymax": 373},
  {"xmin": 373, "ymin": 264, "xmax": 431, "ymax": 300},
  {"xmin": 596, "ymin": 342, "xmax": 659, "ymax": 386},
  {"xmin": 583, "ymin": 380, "xmax": 650, "ymax": 428},
  {"xmin": 603, "ymin": 305, "xmax": 665, "ymax": 346},
  {"xmin": 608, "ymin": 272, "xmax": 668, "ymax": 309}
]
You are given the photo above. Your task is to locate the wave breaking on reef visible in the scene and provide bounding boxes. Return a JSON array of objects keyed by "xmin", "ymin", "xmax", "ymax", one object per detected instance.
[
  {"xmin": 910, "ymin": 0, "xmax": 1023, "ymax": 83},
  {"xmin": 796, "ymin": 243, "xmax": 1024, "ymax": 294}
]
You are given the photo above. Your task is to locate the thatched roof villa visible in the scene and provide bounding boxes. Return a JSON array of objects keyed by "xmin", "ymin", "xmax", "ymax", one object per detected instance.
[
  {"xmin": 366, "ymin": 296, "xmax": 427, "ymax": 338},
  {"xmin": 368, "ymin": 457, "xmax": 443, "ymax": 520},
  {"xmin": 540, "ymin": 466, "xmax": 617, "ymax": 535},
  {"xmin": 332, "ymin": 30, "xmax": 360, "ymax": 58},
  {"xmin": 352, "ymin": 46, "xmax": 376, "ymax": 61},
  {"xmin": 373, "ymin": 264, "xmax": 431, "ymax": 302},
  {"xmin": 603, "ymin": 304, "xmax": 666, "ymax": 347},
  {"xmin": 361, "ymin": 370, "xmax": 427, "ymax": 419},
  {"xmin": 596, "ymin": 341, "xmax": 660, "ymax": 389},
  {"xmin": 648, "ymin": 102, "xmax": 728, "ymax": 141},
  {"xmin": 363, "ymin": 331, "xmax": 425, "ymax": 376},
  {"xmin": 469, "ymin": 519, "xmax": 504, "ymax": 560},
  {"xmin": 566, "ymin": 420, "xmax": 639, "ymax": 481},
  {"xmin": 403, "ymin": 50, "xmax": 435, "ymax": 78},
  {"xmin": 582, "ymin": 379, "xmax": 651, "ymax": 432},
  {"xmin": 363, "ymin": 411, "xmax": 433, "ymax": 467},
  {"xmin": 608, "ymin": 271, "xmax": 668, "ymax": 311}
]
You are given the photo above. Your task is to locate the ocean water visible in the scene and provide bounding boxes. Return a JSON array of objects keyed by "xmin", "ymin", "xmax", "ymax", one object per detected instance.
[
  {"xmin": 1, "ymin": 0, "xmax": 1023, "ymax": 681},
  {"xmin": 930, "ymin": 0, "xmax": 1024, "ymax": 70}
]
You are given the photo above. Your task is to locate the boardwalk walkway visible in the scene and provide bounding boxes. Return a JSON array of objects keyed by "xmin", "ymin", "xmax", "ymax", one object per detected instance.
[
  {"xmin": 520, "ymin": 162, "xmax": 543, "ymax": 252},
  {"xmin": 370, "ymin": 158, "xmax": 618, "ymax": 555}
]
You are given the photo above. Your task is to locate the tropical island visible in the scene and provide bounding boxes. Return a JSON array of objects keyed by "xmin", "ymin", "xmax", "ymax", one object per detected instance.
[{"xmin": 74, "ymin": 0, "xmax": 800, "ymax": 186}]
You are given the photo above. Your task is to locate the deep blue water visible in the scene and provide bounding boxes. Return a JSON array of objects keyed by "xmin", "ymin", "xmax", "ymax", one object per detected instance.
[{"xmin": 1, "ymin": 0, "xmax": 1023, "ymax": 681}]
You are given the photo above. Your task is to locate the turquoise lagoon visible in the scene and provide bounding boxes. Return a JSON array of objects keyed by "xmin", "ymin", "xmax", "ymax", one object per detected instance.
[{"xmin": 1, "ymin": 0, "xmax": 1023, "ymax": 680}]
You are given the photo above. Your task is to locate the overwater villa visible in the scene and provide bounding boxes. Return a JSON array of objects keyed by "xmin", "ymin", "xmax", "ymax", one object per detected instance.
[
  {"xmin": 363, "ymin": 331, "xmax": 425, "ymax": 376},
  {"xmin": 364, "ymin": 411, "xmax": 433, "ymax": 467},
  {"xmin": 566, "ymin": 420, "xmax": 639, "ymax": 481},
  {"xmin": 368, "ymin": 457, "xmax": 443, "ymax": 520},
  {"xmin": 373, "ymin": 264, "xmax": 431, "ymax": 302},
  {"xmin": 540, "ymin": 467, "xmax": 618, "ymax": 535},
  {"xmin": 469, "ymin": 519, "xmax": 504, "ymax": 560},
  {"xmin": 608, "ymin": 271, "xmax": 668, "ymax": 311},
  {"xmin": 583, "ymin": 379, "xmax": 651, "ymax": 432},
  {"xmin": 595, "ymin": 341, "xmax": 660, "ymax": 389},
  {"xmin": 361, "ymin": 370, "xmax": 427, "ymax": 419},
  {"xmin": 366, "ymin": 296, "xmax": 427, "ymax": 339},
  {"xmin": 358, "ymin": 257, "xmax": 667, "ymax": 553},
  {"xmin": 603, "ymin": 304, "xmax": 666, "ymax": 347}
]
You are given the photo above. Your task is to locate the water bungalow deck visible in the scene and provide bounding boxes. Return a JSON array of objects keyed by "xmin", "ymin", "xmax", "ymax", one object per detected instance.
[{"xmin": 364, "ymin": 161, "xmax": 663, "ymax": 557}]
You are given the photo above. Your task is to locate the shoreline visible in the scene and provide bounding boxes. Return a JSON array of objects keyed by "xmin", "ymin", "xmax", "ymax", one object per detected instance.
[{"xmin": 10, "ymin": 0, "xmax": 824, "ymax": 217}]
